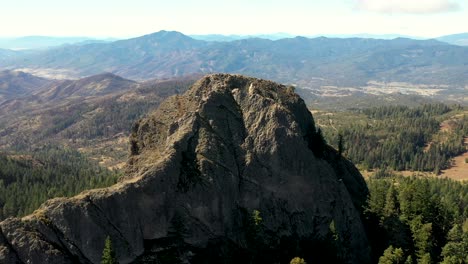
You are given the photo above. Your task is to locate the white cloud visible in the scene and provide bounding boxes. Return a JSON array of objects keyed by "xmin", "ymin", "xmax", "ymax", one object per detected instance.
[{"xmin": 355, "ymin": 0, "xmax": 460, "ymax": 14}]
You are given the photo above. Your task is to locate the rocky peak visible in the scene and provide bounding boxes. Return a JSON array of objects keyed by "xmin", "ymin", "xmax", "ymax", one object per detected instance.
[
  {"xmin": 0, "ymin": 74, "xmax": 370, "ymax": 264},
  {"xmin": 128, "ymin": 74, "xmax": 315, "ymax": 173}
]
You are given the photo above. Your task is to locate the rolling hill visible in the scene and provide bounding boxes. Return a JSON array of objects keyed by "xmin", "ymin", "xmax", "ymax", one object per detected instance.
[
  {"xmin": 0, "ymin": 70, "xmax": 53, "ymax": 103},
  {"xmin": 33, "ymin": 72, "xmax": 137, "ymax": 101}
]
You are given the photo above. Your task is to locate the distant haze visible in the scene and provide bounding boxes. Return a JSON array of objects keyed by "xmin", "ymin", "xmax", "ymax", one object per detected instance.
[
  {"xmin": 2, "ymin": 32, "xmax": 467, "ymax": 51},
  {"xmin": 0, "ymin": 36, "xmax": 116, "ymax": 50},
  {"xmin": 0, "ymin": 0, "xmax": 466, "ymax": 38}
]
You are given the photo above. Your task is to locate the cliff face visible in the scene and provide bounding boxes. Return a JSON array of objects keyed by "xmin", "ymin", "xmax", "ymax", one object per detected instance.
[{"xmin": 0, "ymin": 74, "xmax": 370, "ymax": 263}]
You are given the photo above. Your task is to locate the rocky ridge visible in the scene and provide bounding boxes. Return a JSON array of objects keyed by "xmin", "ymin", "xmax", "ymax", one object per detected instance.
[{"xmin": 0, "ymin": 74, "xmax": 370, "ymax": 263}]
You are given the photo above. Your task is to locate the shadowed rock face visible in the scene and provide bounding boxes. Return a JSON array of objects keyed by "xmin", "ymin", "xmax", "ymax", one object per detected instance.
[{"xmin": 0, "ymin": 74, "xmax": 370, "ymax": 264}]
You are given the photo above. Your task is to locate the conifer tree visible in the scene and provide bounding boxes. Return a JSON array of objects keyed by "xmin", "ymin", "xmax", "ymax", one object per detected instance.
[
  {"xmin": 290, "ymin": 257, "xmax": 307, "ymax": 264},
  {"xmin": 101, "ymin": 236, "xmax": 117, "ymax": 264},
  {"xmin": 338, "ymin": 134, "xmax": 344, "ymax": 156},
  {"xmin": 378, "ymin": 245, "xmax": 405, "ymax": 264}
]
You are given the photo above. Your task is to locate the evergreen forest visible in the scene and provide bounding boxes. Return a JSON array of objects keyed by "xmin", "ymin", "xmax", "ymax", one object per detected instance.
[
  {"xmin": 318, "ymin": 104, "xmax": 468, "ymax": 174},
  {"xmin": 366, "ymin": 175, "xmax": 468, "ymax": 263},
  {"xmin": 0, "ymin": 145, "xmax": 119, "ymax": 220}
]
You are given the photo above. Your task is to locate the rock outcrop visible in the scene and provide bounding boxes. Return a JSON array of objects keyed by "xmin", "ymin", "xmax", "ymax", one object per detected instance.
[{"xmin": 0, "ymin": 74, "xmax": 370, "ymax": 263}]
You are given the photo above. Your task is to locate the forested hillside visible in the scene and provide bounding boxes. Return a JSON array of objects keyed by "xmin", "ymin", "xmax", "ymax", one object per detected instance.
[
  {"xmin": 0, "ymin": 75, "xmax": 196, "ymax": 167},
  {"xmin": 365, "ymin": 175, "xmax": 468, "ymax": 263},
  {"xmin": 0, "ymin": 76, "xmax": 197, "ymax": 221},
  {"xmin": 0, "ymin": 146, "xmax": 119, "ymax": 220},
  {"xmin": 316, "ymin": 104, "xmax": 468, "ymax": 174}
]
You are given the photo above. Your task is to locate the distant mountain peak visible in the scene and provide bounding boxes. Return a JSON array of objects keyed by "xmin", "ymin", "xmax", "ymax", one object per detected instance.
[
  {"xmin": 131, "ymin": 30, "xmax": 197, "ymax": 42},
  {"xmin": 150, "ymin": 30, "xmax": 186, "ymax": 37}
]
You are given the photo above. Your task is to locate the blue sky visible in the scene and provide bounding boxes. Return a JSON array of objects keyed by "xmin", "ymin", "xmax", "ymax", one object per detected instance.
[{"xmin": 1, "ymin": 0, "xmax": 466, "ymax": 38}]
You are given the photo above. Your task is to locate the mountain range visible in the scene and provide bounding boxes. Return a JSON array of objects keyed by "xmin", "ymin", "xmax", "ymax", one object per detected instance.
[
  {"xmin": 0, "ymin": 36, "xmax": 117, "ymax": 50},
  {"xmin": 1, "ymin": 31, "xmax": 468, "ymax": 92},
  {"xmin": 436, "ymin": 33, "xmax": 468, "ymax": 46},
  {"xmin": 190, "ymin": 33, "xmax": 422, "ymax": 42},
  {"xmin": 2, "ymin": 32, "xmax": 466, "ymax": 49}
]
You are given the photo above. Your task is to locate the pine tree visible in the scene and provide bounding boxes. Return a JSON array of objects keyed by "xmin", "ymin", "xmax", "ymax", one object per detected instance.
[
  {"xmin": 290, "ymin": 257, "xmax": 307, "ymax": 264},
  {"xmin": 338, "ymin": 134, "xmax": 344, "ymax": 156},
  {"xmin": 383, "ymin": 184, "xmax": 399, "ymax": 218},
  {"xmin": 404, "ymin": 255, "xmax": 413, "ymax": 264},
  {"xmin": 101, "ymin": 236, "xmax": 117, "ymax": 264},
  {"xmin": 378, "ymin": 245, "xmax": 405, "ymax": 264},
  {"xmin": 441, "ymin": 224, "xmax": 468, "ymax": 263},
  {"xmin": 410, "ymin": 217, "xmax": 433, "ymax": 263}
]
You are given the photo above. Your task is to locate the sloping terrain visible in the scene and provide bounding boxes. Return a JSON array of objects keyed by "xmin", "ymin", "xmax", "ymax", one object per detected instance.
[
  {"xmin": 437, "ymin": 32, "xmax": 468, "ymax": 46},
  {"xmin": 0, "ymin": 74, "xmax": 370, "ymax": 263},
  {"xmin": 0, "ymin": 70, "xmax": 53, "ymax": 103},
  {"xmin": 0, "ymin": 73, "xmax": 198, "ymax": 167},
  {"xmin": 33, "ymin": 72, "xmax": 137, "ymax": 101}
]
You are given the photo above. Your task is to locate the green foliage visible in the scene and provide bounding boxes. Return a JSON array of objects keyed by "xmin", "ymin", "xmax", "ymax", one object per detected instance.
[
  {"xmin": 417, "ymin": 253, "xmax": 432, "ymax": 264},
  {"xmin": 252, "ymin": 210, "xmax": 263, "ymax": 226},
  {"xmin": 383, "ymin": 184, "xmax": 399, "ymax": 218},
  {"xmin": 441, "ymin": 224, "xmax": 468, "ymax": 263},
  {"xmin": 338, "ymin": 134, "xmax": 344, "ymax": 156},
  {"xmin": 101, "ymin": 236, "xmax": 117, "ymax": 264},
  {"xmin": 317, "ymin": 104, "xmax": 468, "ymax": 173},
  {"xmin": 379, "ymin": 245, "xmax": 405, "ymax": 264},
  {"xmin": 365, "ymin": 176, "xmax": 468, "ymax": 263},
  {"xmin": 329, "ymin": 220, "xmax": 339, "ymax": 241},
  {"xmin": 0, "ymin": 146, "xmax": 119, "ymax": 220},
  {"xmin": 405, "ymin": 255, "xmax": 414, "ymax": 264},
  {"xmin": 410, "ymin": 217, "xmax": 433, "ymax": 261},
  {"xmin": 290, "ymin": 256, "xmax": 307, "ymax": 264}
]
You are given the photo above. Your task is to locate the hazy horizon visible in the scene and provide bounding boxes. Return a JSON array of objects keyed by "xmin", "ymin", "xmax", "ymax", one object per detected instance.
[
  {"xmin": 1, "ymin": 0, "xmax": 466, "ymax": 38},
  {"xmin": 0, "ymin": 30, "xmax": 463, "ymax": 41}
]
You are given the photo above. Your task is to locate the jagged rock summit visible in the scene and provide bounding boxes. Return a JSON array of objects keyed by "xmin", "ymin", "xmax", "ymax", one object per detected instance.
[{"xmin": 0, "ymin": 74, "xmax": 370, "ymax": 263}]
